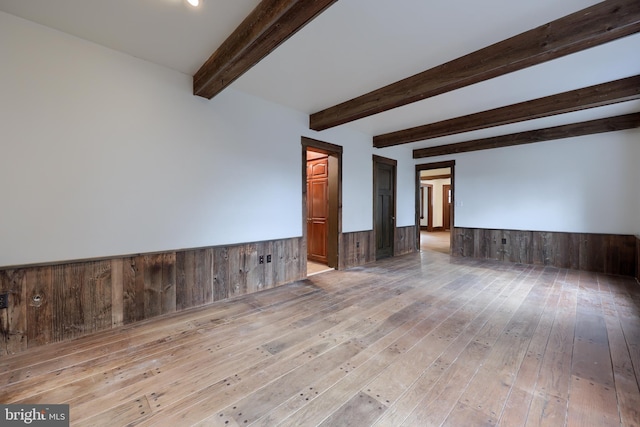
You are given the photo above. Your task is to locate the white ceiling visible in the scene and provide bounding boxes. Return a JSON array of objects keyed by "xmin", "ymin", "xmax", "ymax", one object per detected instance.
[{"xmin": 1, "ymin": 0, "xmax": 638, "ymax": 149}]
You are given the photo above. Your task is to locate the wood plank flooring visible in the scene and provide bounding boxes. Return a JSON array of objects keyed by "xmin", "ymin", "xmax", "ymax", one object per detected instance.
[{"xmin": 1, "ymin": 250, "xmax": 639, "ymax": 426}]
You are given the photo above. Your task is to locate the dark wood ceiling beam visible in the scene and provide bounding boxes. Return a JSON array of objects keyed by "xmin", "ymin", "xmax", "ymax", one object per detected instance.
[
  {"xmin": 310, "ymin": 0, "xmax": 640, "ymax": 131},
  {"xmin": 194, "ymin": 0, "xmax": 337, "ymax": 99},
  {"xmin": 412, "ymin": 113, "xmax": 640, "ymax": 159},
  {"xmin": 374, "ymin": 75, "xmax": 640, "ymax": 148}
]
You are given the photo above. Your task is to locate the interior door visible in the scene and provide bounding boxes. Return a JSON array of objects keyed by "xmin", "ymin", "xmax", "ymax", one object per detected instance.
[
  {"xmin": 307, "ymin": 156, "xmax": 328, "ymax": 263},
  {"xmin": 374, "ymin": 157, "xmax": 396, "ymax": 259},
  {"xmin": 443, "ymin": 184, "xmax": 451, "ymax": 230}
]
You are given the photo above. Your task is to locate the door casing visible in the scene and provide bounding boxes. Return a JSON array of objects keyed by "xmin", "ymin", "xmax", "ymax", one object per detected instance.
[{"xmin": 415, "ymin": 160, "xmax": 456, "ymax": 252}]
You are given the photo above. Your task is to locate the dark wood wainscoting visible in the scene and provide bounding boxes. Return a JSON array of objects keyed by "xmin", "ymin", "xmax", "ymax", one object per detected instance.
[
  {"xmin": 338, "ymin": 226, "xmax": 416, "ymax": 270},
  {"xmin": 636, "ymin": 235, "xmax": 640, "ymax": 283},
  {"xmin": 0, "ymin": 237, "xmax": 304, "ymax": 356},
  {"xmin": 395, "ymin": 225, "xmax": 417, "ymax": 257},
  {"xmin": 338, "ymin": 230, "xmax": 375, "ymax": 270},
  {"xmin": 453, "ymin": 227, "xmax": 637, "ymax": 277}
]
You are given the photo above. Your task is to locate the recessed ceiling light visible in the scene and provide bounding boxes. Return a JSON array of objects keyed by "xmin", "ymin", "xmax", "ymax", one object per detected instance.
[{"xmin": 186, "ymin": 0, "xmax": 200, "ymax": 7}]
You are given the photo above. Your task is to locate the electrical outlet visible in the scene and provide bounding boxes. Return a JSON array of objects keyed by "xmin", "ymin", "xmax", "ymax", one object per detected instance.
[
  {"xmin": 259, "ymin": 255, "xmax": 264, "ymax": 264},
  {"xmin": 0, "ymin": 293, "xmax": 8, "ymax": 309},
  {"xmin": 266, "ymin": 254, "xmax": 272, "ymax": 263}
]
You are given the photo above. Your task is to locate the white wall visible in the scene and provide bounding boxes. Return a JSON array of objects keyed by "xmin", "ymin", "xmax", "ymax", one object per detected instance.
[
  {"xmin": 417, "ymin": 128, "xmax": 640, "ymax": 235},
  {"xmin": 0, "ymin": 11, "xmax": 413, "ymax": 267},
  {"xmin": 374, "ymin": 144, "xmax": 416, "ymax": 228}
]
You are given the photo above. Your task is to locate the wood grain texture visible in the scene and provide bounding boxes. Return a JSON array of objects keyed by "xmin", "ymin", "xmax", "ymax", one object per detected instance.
[
  {"xmin": 635, "ymin": 235, "xmax": 639, "ymax": 283},
  {"xmin": 413, "ymin": 113, "xmax": 640, "ymax": 158},
  {"xmin": 1, "ymin": 252, "xmax": 637, "ymax": 426},
  {"xmin": 0, "ymin": 237, "xmax": 305, "ymax": 356},
  {"xmin": 375, "ymin": 75, "xmax": 640, "ymax": 147},
  {"xmin": 0, "ymin": 270, "xmax": 27, "ymax": 356},
  {"xmin": 394, "ymin": 225, "xmax": 417, "ymax": 257},
  {"xmin": 310, "ymin": 0, "xmax": 640, "ymax": 131},
  {"xmin": 194, "ymin": 0, "xmax": 338, "ymax": 99},
  {"xmin": 453, "ymin": 227, "xmax": 637, "ymax": 277},
  {"xmin": 339, "ymin": 230, "xmax": 375, "ymax": 270}
]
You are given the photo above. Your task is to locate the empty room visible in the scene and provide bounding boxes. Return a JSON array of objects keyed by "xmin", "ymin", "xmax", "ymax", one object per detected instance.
[{"xmin": 0, "ymin": 0, "xmax": 639, "ymax": 426}]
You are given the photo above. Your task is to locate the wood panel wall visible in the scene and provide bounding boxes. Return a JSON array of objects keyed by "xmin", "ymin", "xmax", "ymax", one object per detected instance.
[
  {"xmin": 453, "ymin": 227, "xmax": 637, "ymax": 277},
  {"xmin": 636, "ymin": 235, "xmax": 640, "ymax": 283},
  {"xmin": 339, "ymin": 230, "xmax": 375, "ymax": 270},
  {"xmin": 395, "ymin": 225, "xmax": 417, "ymax": 257},
  {"xmin": 0, "ymin": 237, "xmax": 304, "ymax": 357},
  {"xmin": 337, "ymin": 226, "xmax": 416, "ymax": 269}
]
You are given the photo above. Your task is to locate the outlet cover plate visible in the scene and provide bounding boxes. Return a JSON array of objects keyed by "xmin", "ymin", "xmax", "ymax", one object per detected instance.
[{"xmin": 0, "ymin": 293, "xmax": 8, "ymax": 309}]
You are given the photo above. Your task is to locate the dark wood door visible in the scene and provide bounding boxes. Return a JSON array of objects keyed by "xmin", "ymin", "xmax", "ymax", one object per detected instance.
[
  {"xmin": 374, "ymin": 158, "xmax": 395, "ymax": 259},
  {"xmin": 443, "ymin": 184, "xmax": 451, "ymax": 230},
  {"xmin": 307, "ymin": 157, "xmax": 328, "ymax": 263}
]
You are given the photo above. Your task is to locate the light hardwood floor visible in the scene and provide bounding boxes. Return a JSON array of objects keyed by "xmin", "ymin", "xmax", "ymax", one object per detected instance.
[
  {"xmin": 420, "ymin": 230, "xmax": 451, "ymax": 254},
  {"xmin": 1, "ymin": 250, "xmax": 639, "ymax": 426}
]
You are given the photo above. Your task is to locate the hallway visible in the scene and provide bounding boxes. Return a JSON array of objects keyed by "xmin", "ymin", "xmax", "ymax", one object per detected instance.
[{"xmin": 420, "ymin": 230, "xmax": 450, "ymax": 254}]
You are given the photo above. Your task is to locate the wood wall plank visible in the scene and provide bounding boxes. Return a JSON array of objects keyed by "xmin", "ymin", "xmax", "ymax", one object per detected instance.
[
  {"xmin": 193, "ymin": 249, "xmax": 208, "ymax": 307},
  {"xmin": 454, "ymin": 227, "xmax": 637, "ymax": 277},
  {"xmin": 51, "ymin": 263, "xmax": 83, "ymax": 342},
  {"xmin": 245, "ymin": 243, "xmax": 261, "ymax": 295},
  {"xmin": 228, "ymin": 245, "xmax": 245, "ymax": 298},
  {"xmin": 175, "ymin": 251, "xmax": 187, "ymax": 312},
  {"xmin": 636, "ymin": 236, "xmax": 640, "ymax": 283},
  {"xmin": 263, "ymin": 241, "xmax": 274, "ymax": 291},
  {"xmin": 144, "ymin": 254, "xmax": 164, "ymax": 319},
  {"xmin": 162, "ymin": 253, "xmax": 176, "ymax": 315},
  {"xmin": 124, "ymin": 257, "xmax": 145, "ymax": 324},
  {"xmin": 213, "ymin": 247, "xmax": 229, "ymax": 302},
  {"xmin": 111, "ymin": 259, "xmax": 124, "ymax": 328},
  {"xmin": 26, "ymin": 266, "xmax": 52, "ymax": 348},
  {"xmin": 0, "ymin": 270, "xmax": 27, "ymax": 355}
]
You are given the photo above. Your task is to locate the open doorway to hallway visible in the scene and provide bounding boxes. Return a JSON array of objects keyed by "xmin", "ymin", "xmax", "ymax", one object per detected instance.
[
  {"xmin": 420, "ymin": 230, "xmax": 450, "ymax": 254},
  {"xmin": 302, "ymin": 137, "xmax": 342, "ymax": 276},
  {"xmin": 416, "ymin": 161, "xmax": 455, "ymax": 254}
]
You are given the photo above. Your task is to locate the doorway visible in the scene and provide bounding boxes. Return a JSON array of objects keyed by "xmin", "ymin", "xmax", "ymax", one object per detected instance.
[
  {"xmin": 374, "ymin": 155, "xmax": 397, "ymax": 260},
  {"xmin": 302, "ymin": 137, "xmax": 342, "ymax": 275},
  {"xmin": 416, "ymin": 161, "xmax": 455, "ymax": 254}
]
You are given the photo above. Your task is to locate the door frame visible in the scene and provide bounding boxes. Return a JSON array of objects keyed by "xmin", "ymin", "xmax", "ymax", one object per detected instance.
[
  {"xmin": 420, "ymin": 183, "xmax": 434, "ymax": 231},
  {"xmin": 373, "ymin": 155, "xmax": 397, "ymax": 260},
  {"xmin": 415, "ymin": 160, "xmax": 455, "ymax": 252},
  {"xmin": 442, "ymin": 184, "xmax": 451, "ymax": 231},
  {"xmin": 302, "ymin": 137, "xmax": 342, "ymax": 270}
]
